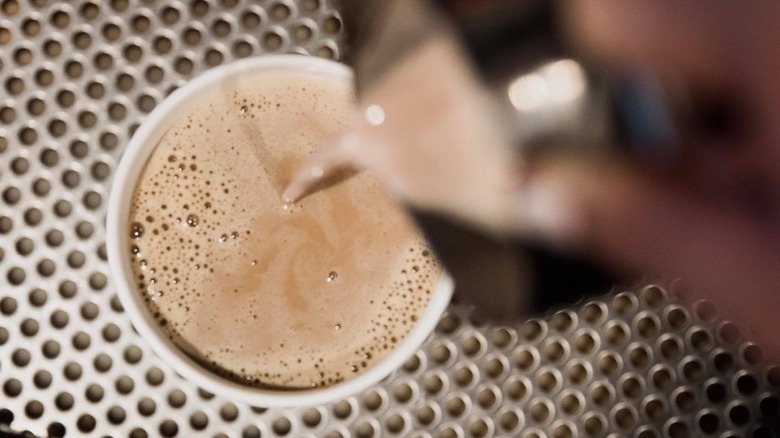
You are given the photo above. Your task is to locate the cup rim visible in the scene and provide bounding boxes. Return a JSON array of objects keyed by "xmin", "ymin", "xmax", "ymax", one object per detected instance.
[{"xmin": 106, "ymin": 55, "xmax": 453, "ymax": 407}]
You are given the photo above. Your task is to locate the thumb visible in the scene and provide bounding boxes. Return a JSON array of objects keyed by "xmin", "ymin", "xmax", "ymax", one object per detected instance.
[{"xmin": 521, "ymin": 157, "xmax": 780, "ymax": 362}]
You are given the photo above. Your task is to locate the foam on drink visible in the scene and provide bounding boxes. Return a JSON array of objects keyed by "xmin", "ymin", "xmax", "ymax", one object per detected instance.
[{"xmin": 128, "ymin": 73, "xmax": 441, "ymax": 389}]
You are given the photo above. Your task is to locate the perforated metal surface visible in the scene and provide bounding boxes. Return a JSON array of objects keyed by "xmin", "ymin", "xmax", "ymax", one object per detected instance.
[{"xmin": 1, "ymin": 1, "xmax": 780, "ymax": 437}]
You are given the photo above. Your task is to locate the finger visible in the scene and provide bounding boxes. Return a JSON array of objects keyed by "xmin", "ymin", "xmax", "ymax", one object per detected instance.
[
  {"xmin": 563, "ymin": 1, "xmax": 736, "ymax": 87},
  {"xmin": 565, "ymin": 2, "xmax": 780, "ymax": 218},
  {"xmin": 281, "ymin": 134, "xmax": 361, "ymax": 203},
  {"xmin": 519, "ymin": 157, "xmax": 780, "ymax": 361}
]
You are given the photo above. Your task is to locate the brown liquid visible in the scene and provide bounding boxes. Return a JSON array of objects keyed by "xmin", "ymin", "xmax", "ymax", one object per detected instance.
[{"xmin": 129, "ymin": 73, "xmax": 440, "ymax": 389}]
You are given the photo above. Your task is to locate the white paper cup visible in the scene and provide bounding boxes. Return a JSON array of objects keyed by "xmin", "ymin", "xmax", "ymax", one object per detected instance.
[{"xmin": 107, "ymin": 55, "xmax": 453, "ymax": 407}]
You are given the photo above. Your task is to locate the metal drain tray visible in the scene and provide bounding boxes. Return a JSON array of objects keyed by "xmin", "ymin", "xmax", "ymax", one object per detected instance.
[{"xmin": 0, "ymin": 0, "xmax": 779, "ymax": 437}]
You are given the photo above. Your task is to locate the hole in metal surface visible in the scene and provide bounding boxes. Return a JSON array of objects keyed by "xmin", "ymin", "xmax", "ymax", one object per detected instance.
[
  {"xmin": 642, "ymin": 285, "xmax": 666, "ymax": 307},
  {"xmin": 10, "ymin": 243, "xmax": 30, "ymax": 264},
  {"xmin": 445, "ymin": 395, "xmax": 467, "ymax": 418},
  {"xmin": 25, "ymin": 400, "xmax": 44, "ymax": 419},
  {"xmin": 545, "ymin": 339, "xmax": 568, "ymax": 361},
  {"xmin": 302, "ymin": 407, "xmax": 322, "ymax": 427},
  {"xmin": 42, "ymin": 340, "xmax": 61, "ymax": 359},
  {"xmin": 666, "ymin": 306, "xmax": 689, "ymax": 329},
  {"xmin": 736, "ymin": 372, "xmax": 758, "ymax": 396},
  {"xmin": 643, "ymin": 396, "xmax": 666, "ymax": 420},
  {"xmin": 705, "ymin": 380, "xmax": 728, "ymax": 403},
  {"xmin": 3, "ymin": 378, "xmax": 22, "ymax": 397},
  {"xmin": 694, "ymin": 299, "xmax": 718, "ymax": 322},
  {"xmin": 551, "ymin": 311, "xmax": 574, "ymax": 332},
  {"xmin": 760, "ymin": 394, "xmax": 780, "ymax": 418},
  {"xmin": 636, "ymin": 314, "xmax": 660, "ymax": 337},
  {"xmin": 416, "ymin": 405, "xmax": 436, "ymax": 425},
  {"xmin": 115, "ymin": 375, "xmax": 134, "ymax": 394},
  {"xmin": 690, "ymin": 328, "xmax": 713, "ymax": 351},
  {"xmin": 660, "ymin": 335, "xmax": 682, "ymax": 360},
  {"xmin": 629, "ymin": 344, "xmax": 651, "ymax": 368},
  {"xmin": 605, "ymin": 321, "xmax": 628, "ymax": 345},
  {"xmin": 476, "ymin": 386, "xmax": 498, "ymax": 409},
  {"xmin": 583, "ymin": 414, "xmax": 604, "ymax": 437},
  {"xmin": 242, "ymin": 426, "xmax": 261, "ymax": 438},
  {"xmin": 490, "ymin": 327, "xmax": 513, "ymax": 348},
  {"xmin": 137, "ymin": 397, "xmax": 156, "ymax": 416},
  {"xmin": 11, "ymin": 348, "xmax": 30, "ymax": 367},
  {"xmin": 355, "ymin": 422, "xmax": 376, "ymax": 438},
  {"xmin": 538, "ymin": 369, "xmax": 560, "ymax": 393},
  {"xmin": 0, "ymin": 296, "xmax": 17, "ymax": 315},
  {"xmin": 72, "ymin": 331, "xmax": 91, "ymax": 350},
  {"xmin": 159, "ymin": 419, "xmax": 179, "ymax": 437},
  {"xmin": 566, "ymin": 360, "xmax": 589, "ymax": 385},
  {"xmin": 454, "ymin": 365, "xmax": 474, "ymax": 387},
  {"xmin": 728, "ymin": 404, "xmax": 750, "ymax": 426},
  {"xmin": 385, "ymin": 413, "xmax": 405, "ymax": 434},
  {"xmin": 20, "ymin": 318, "xmax": 39, "ymax": 336},
  {"xmin": 514, "ymin": 347, "xmax": 537, "ymax": 371},
  {"xmin": 333, "ymin": 400, "xmax": 352, "ymax": 419},
  {"xmin": 469, "ymin": 418, "xmax": 490, "ymax": 438},
  {"xmin": 698, "ymin": 412, "xmax": 719, "ymax": 435},
  {"xmin": 614, "ymin": 405, "xmax": 636, "ymax": 429},
  {"xmin": 168, "ymin": 389, "xmax": 187, "ymax": 408},
  {"xmin": 393, "ymin": 382, "xmax": 414, "ymax": 403},
  {"xmin": 263, "ymin": 31, "xmax": 283, "ymax": 51},
  {"xmin": 145, "ymin": 366, "xmax": 164, "ymax": 385},
  {"xmin": 50, "ymin": 309, "xmax": 69, "ymax": 328},
  {"xmin": 85, "ymin": 383, "xmax": 104, "ymax": 403},
  {"xmin": 667, "ymin": 421, "xmax": 689, "ymax": 438},
  {"xmin": 590, "ymin": 382, "xmax": 613, "ymax": 406},
  {"xmin": 674, "ymin": 389, "xmax": 696, "ymax": 413},
  {"xmin": 189, "ymin": 410, "xmax": 208, "ymax": 430},
  {"xmin": 272, "ymin": 416, "xmax": 292, "ymax": 435},
  {"xmin": 613, "ymin": 293, "xmax": 636, "ymax": 315},
  {"xmin": 506, "ymin": 378, "xmax": 528, "ymax": 401},
  {"xmin": 713, "ymin": 351, "xmax": 734, "ymax": 373},
  {"xmin": 55, "ymin": 392, "xmax": 74, "ymax": 411},
  {"xmin": 717, "ymin": 321, "xmax": 741, "ymax": 345},
  {"xmin": 108, "ymin": 406, "xmax": 126, "ymax": 425},
  {"xmin": 93, "ymin": 353, "xmax": 112, "ymax": 372},
  {"xmin": 530, "ymin": 400, "xmax": 551, "ymax": 423},
  {"xmin": 32, "ymin": 178, "xmax": 51, "ymax": 196},
  {"xmin": 323, "ymin": 14, "xmax": 341, "ymax": 33},
  {"xmin": 681, "ymin": 357, "xmax": 704, "ymax": 382},
  {"xmin": 651, "ymin": 366, "xmax": 674, "ymax": 391},
  {"xmin": 63, "ymin": 361, "xmax": 82, "ymax": 381},
  {"xmin": 742, "ymin": 343, "xmax": 764, "ymax": 365},
  {"xmin": 597, "ymin": 352, "xmax": 620, "ymax": 376}
]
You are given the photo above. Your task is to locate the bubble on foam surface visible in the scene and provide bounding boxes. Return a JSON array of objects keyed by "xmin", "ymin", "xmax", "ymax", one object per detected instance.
[
  {"xmin": 128, "ymin": 74, "xmax": 440, "ymax": 388},
  {"xmin": 130, "ymin": 222, "xmax": 144, "ymax": 238}
]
